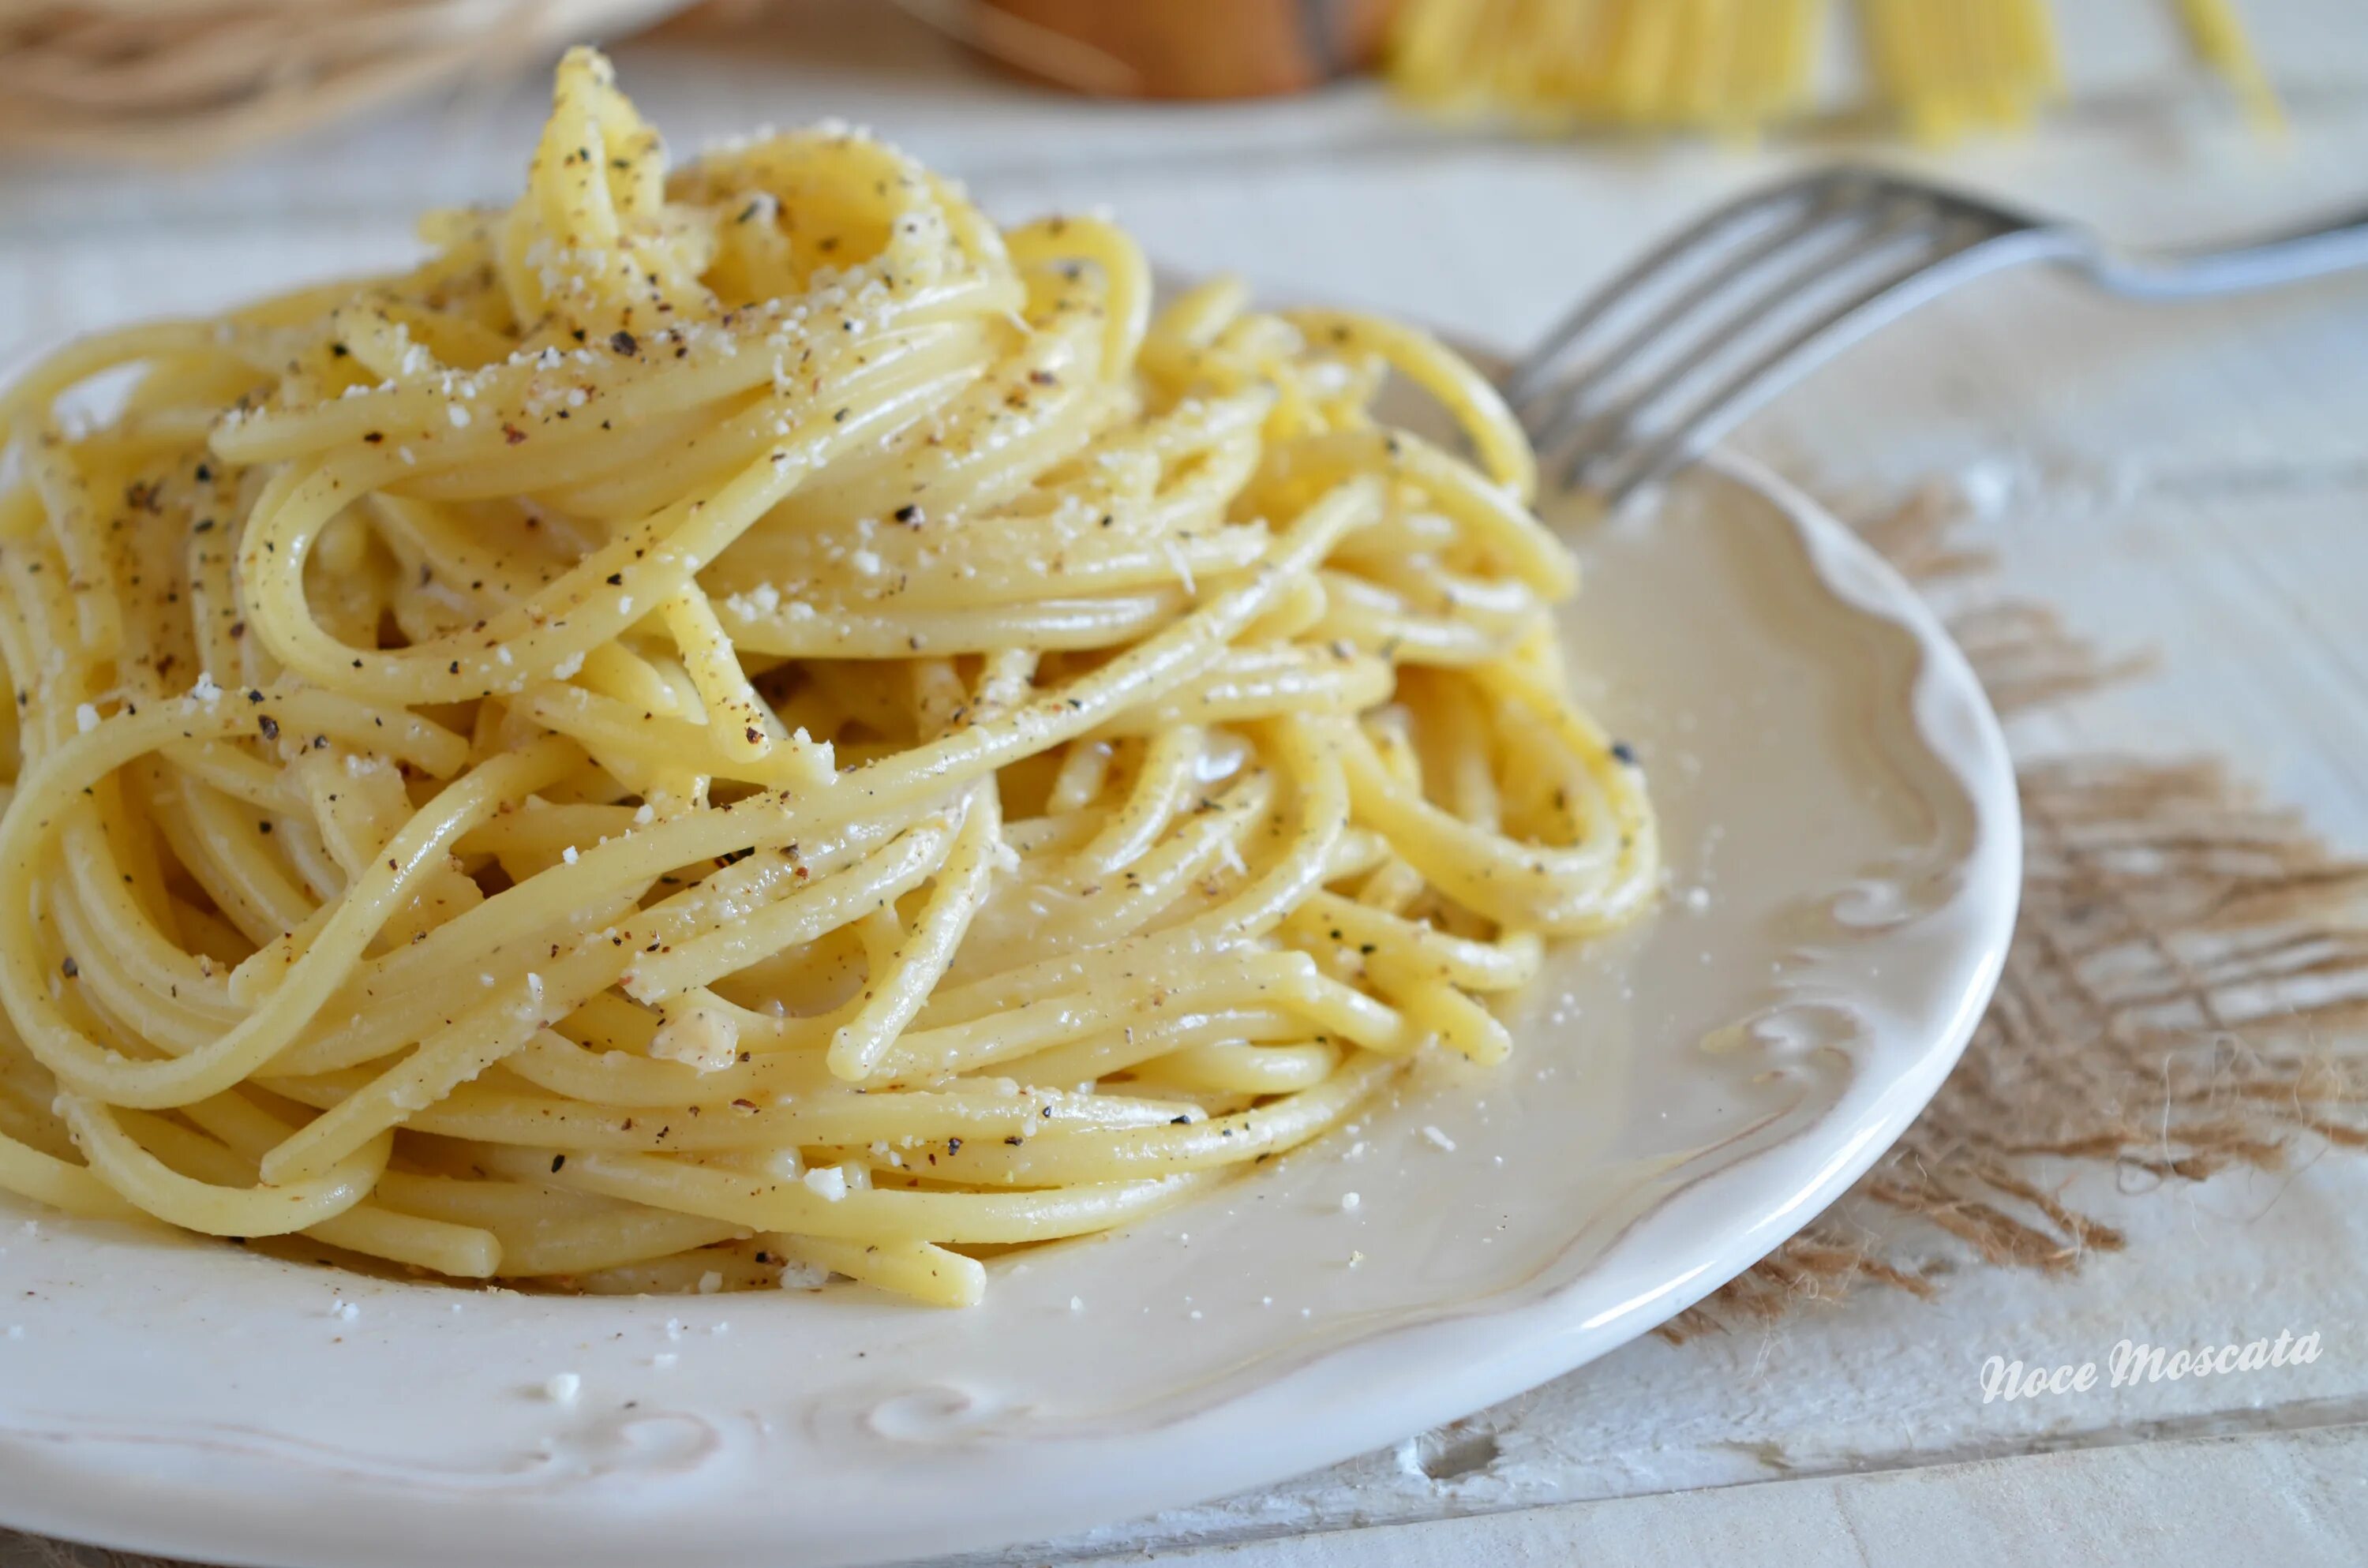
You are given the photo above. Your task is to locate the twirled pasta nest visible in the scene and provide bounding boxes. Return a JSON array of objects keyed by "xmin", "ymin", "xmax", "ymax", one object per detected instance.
[{"xmin": 0, "ymin": 48, "xmax": 1654, "ymax": 1304}]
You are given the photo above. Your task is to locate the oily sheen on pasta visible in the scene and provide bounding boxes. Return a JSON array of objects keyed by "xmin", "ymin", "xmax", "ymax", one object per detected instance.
[{"xmin": 0, "ymin": 50, "xmax": 1654, "ymax": 1306}]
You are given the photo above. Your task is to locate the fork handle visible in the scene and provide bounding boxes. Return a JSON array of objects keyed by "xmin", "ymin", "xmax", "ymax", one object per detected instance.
[{"xmin": 2085, "ymin": 204, "xmax": 2368, "ymax": 301}]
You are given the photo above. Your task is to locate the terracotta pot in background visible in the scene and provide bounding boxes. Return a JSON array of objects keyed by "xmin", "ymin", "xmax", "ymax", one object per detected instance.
[{"xmin": 973, "ymin": 0, "xmax": 1397, "ymax": 99}]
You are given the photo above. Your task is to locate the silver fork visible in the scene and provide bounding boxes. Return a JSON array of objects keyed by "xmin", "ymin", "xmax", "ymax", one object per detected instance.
[{"xmin": 1505, "ymin": 167, "xmax": 2368, "ymax": 503}]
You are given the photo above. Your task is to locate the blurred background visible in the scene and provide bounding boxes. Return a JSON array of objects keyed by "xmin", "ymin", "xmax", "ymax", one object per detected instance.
[
  {"xmin": 2, "ymin": 0, "xmax": 2359, "ymax": 349},
  {"xmin": 0, "ymin": 0, "xmax": 2311, "ymax": 162}
]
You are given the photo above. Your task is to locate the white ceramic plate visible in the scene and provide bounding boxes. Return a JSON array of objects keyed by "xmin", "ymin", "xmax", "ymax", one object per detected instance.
[{"xmin": 0, "ymin": 451, "xmax": 2018, "ymax": 1568}]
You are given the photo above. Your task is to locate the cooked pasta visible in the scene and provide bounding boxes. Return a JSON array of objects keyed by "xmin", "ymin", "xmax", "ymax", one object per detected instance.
[{"xmin": 0, "ymin": 47, "xmax": 1656, "ymax": 1305}]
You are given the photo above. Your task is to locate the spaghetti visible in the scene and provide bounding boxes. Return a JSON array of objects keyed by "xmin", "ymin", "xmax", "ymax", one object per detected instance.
[
  {"xmin": 1385, "ymin": 0, "xmax": 2268, "ymax": 142},
  {"xmin": 0, "ymin": 47, "xmax": 1655, "ymax": 1305}
]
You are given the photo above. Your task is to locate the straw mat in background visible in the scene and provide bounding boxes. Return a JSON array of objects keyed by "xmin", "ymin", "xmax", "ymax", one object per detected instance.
[{"xmin": 0, "ymin": 0, "xmax": 688, "ymax": 161}]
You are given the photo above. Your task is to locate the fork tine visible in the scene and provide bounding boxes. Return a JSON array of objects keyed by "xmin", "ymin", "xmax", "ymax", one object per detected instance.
[
  {"xmin": 1508, "ymin": 167, "xmax": 2097, "ymax": 503},
  {"xmin": 1502, "ymin": 167, "xmax": 1858, "ymax": 410},
  {"xmin": 1523, "ymin": 193, "xmax": 1917, "ymax": 464},
  {"xmin": 1583, "ymin": 225, "xmax": 2073, "ymax": 501},
  {"xmin": 1546, "ymin": 199, "xmax": 1948, "ymax": 481}
]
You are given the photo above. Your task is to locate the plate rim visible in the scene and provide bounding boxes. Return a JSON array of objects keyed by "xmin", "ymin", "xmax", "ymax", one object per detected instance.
[{"xmin": 0, "ymin": 447, "xmax": 2022, "ymax": 1568}]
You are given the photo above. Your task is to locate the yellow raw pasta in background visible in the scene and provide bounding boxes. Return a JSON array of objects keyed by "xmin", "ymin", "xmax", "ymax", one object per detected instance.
[{"xmin": 1386, "ymin": 0, "xmax": 2270, "ymax": 141}]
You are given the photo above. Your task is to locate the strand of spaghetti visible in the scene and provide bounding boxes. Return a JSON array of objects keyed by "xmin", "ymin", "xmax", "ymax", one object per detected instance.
[
  {"xmin": 621, "ymin": 810, "xmax": 961, "ymax": 1003},
  {"xmin": 720, "ymin": 522, "xmax": 1270, "ymax": 612},
  {"xmin": 519, "ymin": 1146, "xmax": 1212, "ymax": 1244},
  {"xmin": 24, "ymin": 435, "xmax": 123, "ymax": 659},
  {"xmin": 1045, "ymin": 740, "xmax": 1113, "ymax": 813},
  {"xmin": 1069, "ymin": 722, "xmax": 1205, "ymax": 874},
  {"xmin": 721, "ymin": 593, "xmax": 1187, "ymax": 661},
  {"xmin": 763, "ymin": 1233, "xmax": 986, "ymax": 1308},
  {"xmin": 168, "ymin": 769, "xmax": 315, "ymax": 941},
  {"xmin": 111, "ymin": 1105, "xmax": 500, "ymax": 1275},
  {"xmin": 1006, "ymin": 215, "xmax": 1152, "ymax": 374},
  {"xmin": 483, "ymin": 1210, "xmax": 749, "ymax": 1278},
  {"xmin": 533, "ymin": 333, "xmax": 1009, "ymax": 522},
  {"xmin": 158, "ymin": 739, "xmax": 290, "ymax": 807},
  {"xmin": 0, "ymin": 1128, "xmax": 148, "ymax": 1220},
  {"xmin": 908, "ymin": 1051, "xmax": 1392, "ymax": 1187},
  {"xmin": 1343, "ymin": 552, "xmax": 1544, "ymax": 625},
  {"xmin": 561, "ymin": 1246, "xmax": 777, "ymax": 1294},
  {"xmin": 500, "ymin": 1024, "xmax": 1208, "ymax": 1121},
  {"xmin": 0, "ymin": 724, "xmax": 577, "ymax": 1106},
  {"xmin": 984, "ymin": 1007, "xmax": 1306, "ymax": 1091},
  {"xmin": 1095, "ymin": 653, "xmax": 1392, "ymax": 735},
  {"xmin": 0, "ymin": 321, "xmax": 230, "ymax": 444},
  {"xmin": 272, "ymin": 796, "xmax": 954, "ymax": 1069},
  {"xmin": 1335, "ymin": 710, "xmax": 1656, "ymax": 935},
  {"xmin": 830, "ymin": 479, "xmax": 1380, "ymax": 806},
  {"xmin": 209, "ymin": 279, "xmax": 1017, "ymax": 466},
  {"xmin": 56, "ymin": 1096, "xmax": 388, "ymax": 1236},
  {"xmin": 300, "ymin": 1204, "xmax": 504, "ymax": 1278},
  {"xmin": 1296, "ymin": 428, "xmax": 1576, "ymax": 599},
  {"xmin": 508, "ymin": 683, "xmax": 823, "ymax": 792},
  {"xmin": 916, "ymin": 925, "xmax": 1262, "ymax": 1028},
  {"xmin": 878, "ymin": 961, "xmax": 1321, "ymax": 1081},
  {"xmin": 880, "ymin": 946, "xmax": 1414, "ymax": 1079},
  {"xmin": 1133, "ymin": 1039, "xmax": 1343, "ymax": 1095},
  {"xmin": 827, "ymin": 782, "xmax": 1002, "ymax": 1080},
  {"xmin": 2175, "ymin": 0, "xmax": 2280, "ymax": 129},
  {"xmin": 238, "ymin": 359, "xmax": 982, "ymax": 705},
  {"xmin": 1283, "ymin": 889, "xmax": 1543, "ymax": 992},
  {"xmin": 62, "ymin": 795, "xmax": 242, "ymax": 1004},
  {"xmin": 661, "ymin": 586, "xmax": 804, "ymax": 771},
  {"xmin": 1376, "ymin": 971, "xmax": 1514, "ymax": 1065},
  {"xmin": 538, "ymin": 50, "xmax": 628, "ymax": 253},
  {"xmin": 264, "ymin": 893, "xmax": 642, "ymax": 1078},
  {"xmin": 268, "ymin": 1073, "xmax": 1201, "ymax": 1154},
  {"xmin": 257, "ymin": 939, "xmax": 628, "ymax": 1184},
  {"xmin": 1281, "ymin": 310, "xmax": 1536, "ymax": 503},
  {"xmin": 496, "ymin": 1028, "xmax": 828, "ymax": 1106},
  {"xmin": 954, "ymin": 770, "xmax": 1278, "ymax": 978},
  {"xmin": 47, "ymin": 875, "xmax": 237, "ymax": 1056},
  {"xmin": 367, "ymin": 1168, "xmax": 613, "ymax": 1226},
  {"xmin": 1311, "ymin": 583, "xmax": 1512, "ymax": 667},
  {"xmin": 452, "ymin": 802, "xmax": 636, "ymax": 859},
  {"xmin": 1176, "ymin": 717, "xmax": 1350, "ymax": 940}
]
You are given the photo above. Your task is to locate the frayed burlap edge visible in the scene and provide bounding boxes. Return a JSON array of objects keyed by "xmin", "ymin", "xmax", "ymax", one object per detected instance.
[{"xmin": 1664, "ymin": 482, "xmax": 2368, "ymax": 1340}]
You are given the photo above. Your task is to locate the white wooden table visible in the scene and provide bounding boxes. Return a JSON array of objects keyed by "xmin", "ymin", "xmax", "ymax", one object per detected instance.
[{"xmin": 6, "ymin": 2, "xmax": 2368, "ymax": 1562}]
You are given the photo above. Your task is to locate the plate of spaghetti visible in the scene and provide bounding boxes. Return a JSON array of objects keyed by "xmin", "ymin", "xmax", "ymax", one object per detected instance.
[{"xmin": 0, "ymin": 48, "xmax": 2018, "ymax": 1568}]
